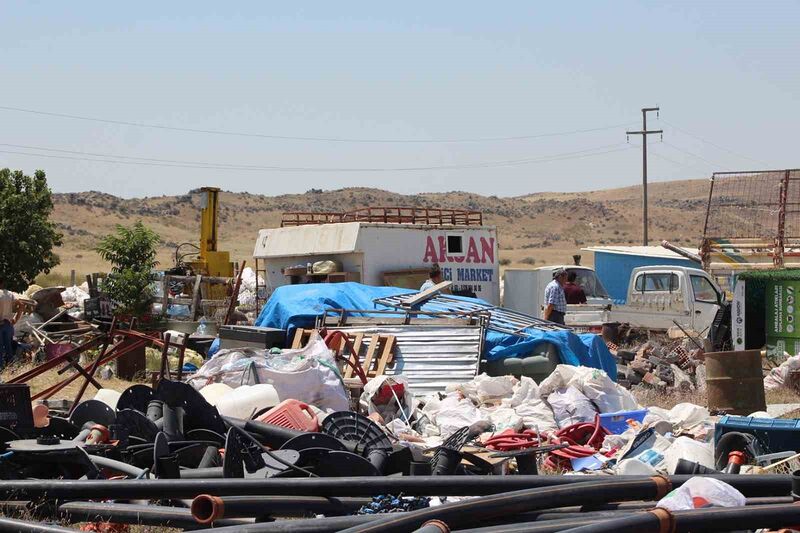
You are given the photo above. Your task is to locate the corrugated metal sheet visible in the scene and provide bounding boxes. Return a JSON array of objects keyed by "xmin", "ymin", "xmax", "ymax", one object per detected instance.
[
  {"xmin": 253, "ymin": 223, "xmax": 362, "ymax": 258},
  {"xmin": 324, "ymin": 324, "xmax": 483, "ymax": 395},
  {"xmin": 373, "ymin": 294, "xmax": 567, "ymax": 335}
]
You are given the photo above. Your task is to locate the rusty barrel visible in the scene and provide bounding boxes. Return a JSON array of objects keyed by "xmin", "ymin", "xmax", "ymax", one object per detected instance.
[{"xmin": 705, "ymin": 349, "xmax": 766, "ymax": 415}]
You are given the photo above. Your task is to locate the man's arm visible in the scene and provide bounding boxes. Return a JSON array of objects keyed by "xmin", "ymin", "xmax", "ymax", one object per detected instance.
[{"xmin": 544, "ymin": 303, "xmax": 554, "ymax": 320}]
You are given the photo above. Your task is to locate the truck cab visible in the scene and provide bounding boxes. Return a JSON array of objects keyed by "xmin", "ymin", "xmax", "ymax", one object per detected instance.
[{"xmin": 612, "ymin": 265, "xmax": 725, "ymax": 332}]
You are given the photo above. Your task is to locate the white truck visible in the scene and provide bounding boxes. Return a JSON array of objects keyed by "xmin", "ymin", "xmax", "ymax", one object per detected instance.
[{"xmin": 503, "ymin": 265, "xmax": 726, "ymax": 333}]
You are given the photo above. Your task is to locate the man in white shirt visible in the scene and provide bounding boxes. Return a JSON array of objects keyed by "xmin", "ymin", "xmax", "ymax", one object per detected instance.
[
  {"xmin": 419, "ymin": 264, "xmax": 443, "ymax": 292},
  {"xmin": 0, "ymin": 278, "xmax": 20, "ymax": 368},
  {"xmin": 543, "ymin": 268, "xmax": 568, "ymax": 325}
]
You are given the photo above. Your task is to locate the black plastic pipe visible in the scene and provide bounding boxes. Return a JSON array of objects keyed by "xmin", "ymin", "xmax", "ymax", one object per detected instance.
[
  {"xmin": 0, "ymin": 474, "xmax": 790, "ymax": 501},
  {"xmin": 450, "ymin": 496, "xmax": 796, "ymax": 533},
  {"xmin": 210, "ymin": 514, "xmax": 380, "ymax": 532},
  {"xmin": 0, "ymin": 517, "xmax": 74, "ymax": 532},
  {"xmin": 223, "ymin": 416, "xmax": 304, "ymax": 448},
  {"xmin": 529, "ymin": 495, "xmax": 793, "ymax": 522},
  {"xmin": 191, "ymin": 495, "xmax": 369, "ymax": 524},
  {"xmin": 56, "ymin": 501, "xmax": 250, "ymax": 529},
  {"xmin": 560, "ymin": 503, "xmax": 800, "ymax": 532},
  {"xmin": 339, "ymin": 477, "xmax": 674, "ymax": 533}
]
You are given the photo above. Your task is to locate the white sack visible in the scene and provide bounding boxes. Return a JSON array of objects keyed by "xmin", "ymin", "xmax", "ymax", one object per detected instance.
[{"xmin": 547, "ymin": 386, "xmax": 597, "ymax": 428}]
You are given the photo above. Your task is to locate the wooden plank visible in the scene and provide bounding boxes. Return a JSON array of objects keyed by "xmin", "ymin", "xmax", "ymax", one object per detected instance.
[
  {"xmin": 291, "ymin": 329, "xmax": 311, "ymax": 349},
  {"xmin": 342, "ymin": 332, "xmax": 364, "ymax": 379},
  {"xmin": 165, "ymin": 275, "xmax": 232, "ymax": 284},
  {"xmin": 190, "ymin": 275, "xmax": 203, "ymax": 321},
  {"xmin": 374, "ymin": 335, "xmax": 396, "ymax": 377},
  {"xmin": 401, "ymin": 281, "xmax": 453, "ymax": 307},
  {"xmin": 361, "ymin": 335, "xmax": 379, "ymax": 377}
]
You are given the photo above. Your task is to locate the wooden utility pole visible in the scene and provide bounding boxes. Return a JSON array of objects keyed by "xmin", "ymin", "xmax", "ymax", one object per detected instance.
[{"xmin": 627, "ymin": 108, "xmax": 662, "ymax": 245}]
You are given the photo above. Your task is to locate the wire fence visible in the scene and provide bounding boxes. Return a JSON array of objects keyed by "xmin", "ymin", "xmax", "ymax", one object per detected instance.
[{"xmin": 704, "ymin": 170, "xmax": 800, "ymax": 240}]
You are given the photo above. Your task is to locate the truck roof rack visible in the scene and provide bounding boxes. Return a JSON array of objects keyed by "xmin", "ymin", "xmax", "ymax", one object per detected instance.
[{"xmin": 281, "ymin": 206, "xmax": 483, "ymax": 227}]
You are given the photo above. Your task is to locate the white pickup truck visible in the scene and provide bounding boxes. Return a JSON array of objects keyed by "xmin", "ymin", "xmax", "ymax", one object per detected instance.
[{"xmin": 503, "ymin": 265, "xmax": 726, "ymax": 333}]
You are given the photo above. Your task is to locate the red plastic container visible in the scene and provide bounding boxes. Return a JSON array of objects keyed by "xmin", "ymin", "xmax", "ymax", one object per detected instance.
[{"xmin": 257, "ymin": 399, "xmax": 319, "ymax": 432}]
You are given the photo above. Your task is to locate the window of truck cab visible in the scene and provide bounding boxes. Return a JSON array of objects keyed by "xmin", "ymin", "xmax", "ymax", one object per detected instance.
[
  {"xmin": 690, "ymin": 274, "xmax": 719, "ymax": 303},
  {"xmin": 634, "ymin": 272, "xmax": 679, "ymax": 293}
]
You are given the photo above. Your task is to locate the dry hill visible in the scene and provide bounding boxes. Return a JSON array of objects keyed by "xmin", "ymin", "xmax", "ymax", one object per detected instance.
[{"xmin": 44, "ymin": 179, "xmax": 710, "ymax": 285}]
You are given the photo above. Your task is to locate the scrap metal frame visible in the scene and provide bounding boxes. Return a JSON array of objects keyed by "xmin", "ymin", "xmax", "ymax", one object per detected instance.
[
  {"xmin": 9, "ymin": 326, "xmax": 184, "ymax": 407},
  {"xmin": 372, "ymin": 293, "xmax": 568, "ymax": 336},
  {"xmin": 702, "ymin": 169, "xmax": 800, "ymax": 270},
  {"xmin": 281, "ymin": 206, "xmax": 484, "ymax": 227}
]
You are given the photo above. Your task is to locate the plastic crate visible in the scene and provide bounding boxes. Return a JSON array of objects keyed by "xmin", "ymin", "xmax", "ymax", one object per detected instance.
[
  {"xmin": 599, "ymin": 409, "xmax": 649, "ymax": 435},
  {"xmin": 257, "ymin": 399, "xmax": 319, "ymax": 432},
  {"xmin": 715, "ymin": 415, "xmax": 800, "ymax": 454}
]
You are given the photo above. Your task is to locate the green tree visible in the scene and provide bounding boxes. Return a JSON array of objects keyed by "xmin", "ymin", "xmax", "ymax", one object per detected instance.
[
  {"xmin": 0, "ymin": 169, "xmax": 63, "ymax": 292},
  {"xmin": 95, "ymin": 221, "xmax": 160, "ymax": 317}
]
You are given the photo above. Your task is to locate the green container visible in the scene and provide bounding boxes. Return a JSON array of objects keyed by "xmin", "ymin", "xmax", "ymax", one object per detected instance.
[{"xmin": 766, "ymin": 279, "xmax": 800, "ymax": 357}]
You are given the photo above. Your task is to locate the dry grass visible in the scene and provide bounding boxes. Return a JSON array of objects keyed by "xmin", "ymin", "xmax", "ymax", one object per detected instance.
[
  {"xmin": 632, "ymin": 383, "xmax": 800, "ymax": 412},
  {"xmin": 0, "ymin": 360, "xmax": 140, "ymax": 400}
]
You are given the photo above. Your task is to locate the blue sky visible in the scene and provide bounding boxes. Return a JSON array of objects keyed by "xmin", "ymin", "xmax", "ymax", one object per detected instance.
[{"xmin": 2, "ymin": 1, "xmax": 798, "ymax": 197}]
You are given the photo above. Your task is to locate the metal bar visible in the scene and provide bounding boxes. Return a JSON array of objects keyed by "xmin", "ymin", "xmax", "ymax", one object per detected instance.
[
  {"xmin": 8, "ymin": 335, "xmax": 104, "ymax": 384},
  {"xmin": 225, "ymin": 260, "xmax": 246, "ymax": 325},
  {"xmin": 69, "ymin": 319, "xmax": 116, "ymax": 414}
]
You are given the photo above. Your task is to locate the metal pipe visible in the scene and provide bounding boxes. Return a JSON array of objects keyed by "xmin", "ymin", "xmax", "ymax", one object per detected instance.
[
  {"xmin": 339, "ymin": 477, "xmax": 674, "ymax": 533},
  {"xmin": 0, "ymin": 475, "xmax": 789, "ymax": 502},
  {"xmin": 191, "ymin": 494, "xmax": 369, "ymax": 524},
  {"xmin": 660, "ymin": 240, "xmax": 702, "ymax": 263}
]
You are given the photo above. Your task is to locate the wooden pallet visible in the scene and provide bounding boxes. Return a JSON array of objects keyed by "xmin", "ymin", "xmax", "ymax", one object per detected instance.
[{"xmin": 290, "ymin": 329, "xmax": 396, "ymax": 379}]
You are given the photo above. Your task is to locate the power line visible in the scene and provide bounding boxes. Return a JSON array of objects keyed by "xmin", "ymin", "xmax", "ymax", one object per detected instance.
[
  {"xmin": 0, "ymin": 142, "xmax": 635, "ymax": 172},
  {"xmin": 660, "ymin": 140, "xmax": 729, "ymax": 170},
  {"xmin": 660, "ymin": 119, "xmax": 770, "ymax": 167},
  {"xmin": 0, "ymin": 105, "xmax": 634, "ymax": 144}
]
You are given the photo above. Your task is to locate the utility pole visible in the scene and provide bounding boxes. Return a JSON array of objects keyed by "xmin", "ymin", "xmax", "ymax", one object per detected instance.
[{"xmin": 627, "ymin": 107, "xmax": 662, "ymax": 246}]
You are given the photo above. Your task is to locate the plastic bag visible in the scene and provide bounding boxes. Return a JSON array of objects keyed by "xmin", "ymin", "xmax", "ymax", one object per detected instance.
[
  {"xmin": 188, "ymin": 331, "xmax": 349, "ymax": 412},
  {"xmin": 434, "ymin": 394, "xmax": 485, "ymax": 439},
  {"xmin": 546, "ymin": 386, "xmax": 597, "ymax": 428},
  {"xmin": 504, "ymin": 376, "xmax": 558, "ymax": 432},
  {"xmin": 662, "ymin": 436, "xmax": 715, "ymax": 474},
  {"xmin": 359, "ymin": 375, "xmax": 415, "ymax": 425},
  {"xmin": 539, "ymin": 365, "xmax": 638, "ymax": 413},
  {"xmin": 657, "ymin": 476, "xmax": 745, "ymax": 511}
]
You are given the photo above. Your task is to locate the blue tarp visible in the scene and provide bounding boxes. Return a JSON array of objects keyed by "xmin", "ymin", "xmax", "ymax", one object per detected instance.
[{"xmin": 254, "ymin": 282, "xmax": 616, "ymax": 380}]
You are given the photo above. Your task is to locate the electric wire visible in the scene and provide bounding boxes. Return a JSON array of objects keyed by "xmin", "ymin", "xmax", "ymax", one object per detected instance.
[
  {"xmin": 0, "ymin": 105, "xmax": 634, "ymax": 143},
  {"xmin": 660, "ymin": 140, "xmax": 729, "ymax": 170},
  {"xmin": 660, "ymin": 118, "xmax": 770, "ymax": 167},
  {"xmin": 0, "ymin": 143, "xmax": 635, "ymax": 172}
]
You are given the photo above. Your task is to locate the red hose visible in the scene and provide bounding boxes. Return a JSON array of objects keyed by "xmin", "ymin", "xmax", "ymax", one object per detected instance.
[{"xmin": 546, "ymin": 415, "xmax": 610, "ymax": 470}]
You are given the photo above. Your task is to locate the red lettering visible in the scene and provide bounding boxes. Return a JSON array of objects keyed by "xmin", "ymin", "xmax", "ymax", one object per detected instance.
[
  {"xmin": 423, "ymin": 236, "xmax": 437, "ymax": 263},
  {"xmin": 480, "ymin": 237, "xmax": 495, "ymax": 264},
  {"xmin": 437, "ymin": 236, "xmax": 447, "ymax": 263},
  {"xmin": 466, "ymin": 237, "xmax": 481, "ymax": 263}
]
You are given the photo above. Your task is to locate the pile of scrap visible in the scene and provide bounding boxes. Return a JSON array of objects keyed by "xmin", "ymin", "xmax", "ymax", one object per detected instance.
[
  {"xmin": 612, "ymin": 335, "xmax": 706, "ymax": 392},
  {"xmin": 4, "ymin": 281, "xmax": 800, "ymax": 531}
]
